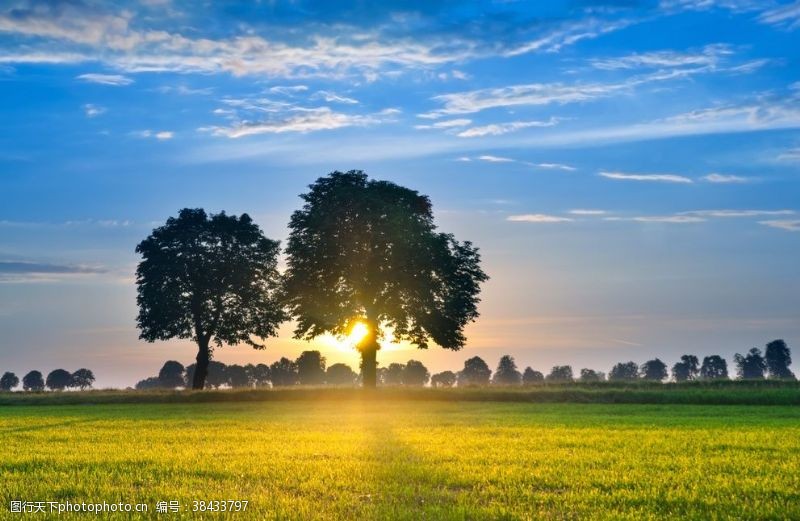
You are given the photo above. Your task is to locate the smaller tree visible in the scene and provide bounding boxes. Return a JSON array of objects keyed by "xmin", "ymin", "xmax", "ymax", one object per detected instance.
[
  {"xmin": 402, "ymin": 360, "xmax": 430, "ymax": 386},
  {"xmin": 492, "ymin": 355, "xmax": 522, "ymax": 386},
  {"xmin": 247, "ymin": 363, "xmax": 271, "ymax": 387},
  {"xmin": 0, "ymin": 372, "xmax": 19, "ymax": 391},
  {"xmin": 522, "ymin": 367, "xmax": 544, "ymax": 385},
  {"xmin": 296, "ymin": 351, "xmax": 327, "ymax": 386},
  {"xmin": 226, "ymin": 365, "xmax": 252, "ymax": 388},
  {"xmin": 458, "ymin": 356, "xmax": 492, "ymax": 387},
  {"xmin": 158, "ymin": 361, "xmax": 185, "ymax": 389},
  {"xmin": 23, "ymin": 371, "xmax": 45, "ymax": 392},
  {"xmin": 640, "ymin": 359, "xmax": 668, "ymax": 382},
  {"xmin": 609, "ymin": 361, "xmax": 639, "ymax": 382},
  {"xmin": 546, "ymin": 365, "xmax": 574, "ymax": 382},
  {"xmin": 671, "ymin": 355, "xmax": 700, "ymax": 382},
  {"xmin": 185, "ymin": 361, "xmax": 228, "ymax": 389},
  {"xmin": 135, "ymin": 376, "xmax": 162, "ymax": 390},
  {"xmin": 765, "ymin": 339, "xmax": 794, "ymax": 380},
  {"xmin": 700, "ymin": 355, "xmax": 729, "ymax": 380},
  {"xmin": 734, "ymin": 348, "xmax": 767, "ymax": 380},
  {"xmin": 382, "ymin": 363, "xmax": 406, "ymax": 386},
  {"xmin": 326, "ymin": 363, "xmax": 359, "ymax": 386},
  {"xmin": 579, "ymin": 368, "xmax": 604, "ymax": 382},
  {"xmin": 46, "ymin": 369, "xmax": 72, "ymax": 391},
  {"xmin": 269, "ymin": 358, "xmax": 298, "ymax": 387},
  {"xmin": 70, "ymin": 369, "xmax": 95, "ymax": 390},
  {"xmin": 431, "ymin": 371, "xmax": 457, "ymax": 388}
]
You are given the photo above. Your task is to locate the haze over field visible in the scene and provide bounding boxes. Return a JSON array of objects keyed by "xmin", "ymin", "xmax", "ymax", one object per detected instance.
[{"xmin": 0, "ymin": 1, "xmax": 799, "ymax": 387}]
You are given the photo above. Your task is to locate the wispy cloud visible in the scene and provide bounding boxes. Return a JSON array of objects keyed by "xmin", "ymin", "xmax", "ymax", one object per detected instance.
[
  {"xmin": 759, "ymin": 219, "xmax": 800, "ymax": 231},
  {"xmin": 269, "ymin": 85, "xmax": 309, "ymax": 95},
  {"xmin": 630, "ymin": 215, "xmax": 705, "ymax": 223},
  {"xmin": 680, "ymin": 209, "xmax": 795, "ymax": 217},
  {"xmin": 759, "ymin": 2, "xmax": 800, "ymax": 30},
  {"xmin": 456, "ymin": 118, "xmax": 560, "ymax": 138},
  {"xmin": 311, "ymin": 90, "xmax": 358, "ymax": 104},
  {"xmin": 599, "ymin": 171, "xmax": 693, "ymax": 183},
  {"xmin": 777, "ymin": 147, "xmax": 800, "ymax": 161},
  {"xmin": 702, "ymin": 173, "xmax": 751, "ymax": 183},
  {"xmin": 569, "ymin": 209, "xmax": 607, "ymax": 215},
  {"xmin": 83, "ymin": 103, "xmax": 106, "ymax": 117},
  {"xmin": 590, "ymin": 44, "xmax": 732, "ymax": 70},
  {"xmin": 507, "ymin": 214, "xmax": 573, "ymax": 223},
  {"xmin": 477, "ymin": 155, "xmax": 514, "ymax": 163},
  {"xmin": 533, "ymin": 162, "xmax": 576, "ymax": 171},
  {"xmin": 135, "ymin": 130, "xmax": 174, "ymax": 140},
  {"xmin": 415, "ymin": 118, "xmax": 472, "ymax": 130},
  {"xmin": 76, "ymin": 73, "xmax": 133, "ymax": 86},
  {"xmin": 0, "ymin": 260, "xmax": 106, "ymax": 283}
]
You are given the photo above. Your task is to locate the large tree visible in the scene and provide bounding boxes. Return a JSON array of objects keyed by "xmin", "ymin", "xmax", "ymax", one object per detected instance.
[
  {"xmin": 22, "ymin": 371, "xmax": 44, "ymax": 392},
  {"xmin": 700, "ymin": 355, "xmax": 729, "ymax": 380},
  {"xmin": 326, "ymin": 363, "xmax": 359, "ymax": 386},
  {"xmin": 492, "ymin": 355, "xmax": 522, "ymax": 386},
  {"xmin": 0, "ymin": 372, "xmax": 19, "ymax": 391},
  {"xmin": 522, "ymin": 367, "xmax": 544, "ymax": 385},
  {"xmin": 46, "ymin": 369, "xmax": 72, "ymax": 391},
  {"xmin": 546, "ymin": 365, "xmax": 574, "ymax": 383},
  {"xmin": 158, "ymin": 361, "xmax": 185, "ymax": 388},
  {"xmin": 609, "ymin": 361, "xmax": 639, "ymax": 382},
  {"xmin": 765, "ymin": 339, "xmax": 794, "ymax": 380},
  {"xmin": 734, "ymin": 348, "xmax": 767, "ymax": 380},
  {"xmin": 283, "ymin": 171, "xmax": 488, "ymax": 388},
  {"xmin": 136, "ymin": 209, "xmax": 286, "ymax": 389},
  {"xmin": 640, "ymin": 359, "xmax": 668, "ymax": 382},
  {"xmin": 458, "ymin": 356, "xmax": 492, "ymax": 387},
  {"xmin": 430, "ymin": 370, "xmax": 457, "ymax": 388},
  {"xmin": 70, "ymin": 368, "xmax": 95, "ymax": 390},
  {"xmin": 672, "ymin": 355, "xmax": 700, "ymax": 382},
  {"xmin": 402, "ymin": 360, "xmax": 430, "ymax": 386},
  {"xmin": 296, "ymin": 350, "xmax": 327, "ymax": 385}
]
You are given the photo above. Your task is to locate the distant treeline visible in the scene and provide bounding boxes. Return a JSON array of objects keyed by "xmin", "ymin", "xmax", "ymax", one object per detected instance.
[
  {"xmin": 0, "ymin": 368, "xmax": 95, "ymax": 392},
  {"xmin": 134, "ymin": 339, "xmax": 794, "ymax": 390}
]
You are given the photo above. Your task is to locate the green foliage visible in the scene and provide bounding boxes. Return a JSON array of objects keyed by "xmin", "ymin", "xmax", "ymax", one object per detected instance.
[
  {"xmin": 734, "ymin": 348, "xmax": 767, "ymax": 380},
  {"xmin": 579, "ymin": 368, "xmax": 604, "ymax": 382},
  {"xmin": 546, "ymin": 365, "xmax": 574, "ymax": 383},
  {"xmin": 640, "ymin": 358, "xmax": 668, "ymax": 382},
  {"xmin": 70, "ymin": 368, "xmax": 95, "ymax": 390},
  {"xmin": 609, "ymin": 361, "xmax": 638, "ymax": 381},
  {"xmin": 522, "ymin": 367, "xmax": 544, "ymax": 385},
  {"xmin": 700, "ymin": 355, "xmax": 729, "ymax": 380},
  {"xmin": 672, "ymin": 355, "xmax": 700, "ymax": 382},
  {"xmin": 45, "ymin": 369, "xmax": 72, "ymax": 391}
]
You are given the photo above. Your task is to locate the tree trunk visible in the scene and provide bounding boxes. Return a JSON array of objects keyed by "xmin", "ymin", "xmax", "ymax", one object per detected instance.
[
  {"xmin": 359, "ymin": 321, "xmax": 379, "ymax": 389},
  {"xmin": 192, "ymin": 337, "xmax": 210, "ymax": 390}
]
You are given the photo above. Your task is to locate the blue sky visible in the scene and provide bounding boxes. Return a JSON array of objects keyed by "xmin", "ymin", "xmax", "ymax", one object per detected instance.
[{"xmin": 1, "ymin": 0, "xmax": 799, "ymax": 387}]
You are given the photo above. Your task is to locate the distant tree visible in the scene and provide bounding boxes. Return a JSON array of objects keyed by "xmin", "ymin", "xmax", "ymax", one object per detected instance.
[
  {"xmin": 734, "ymin": 348, "xmax": 767, "ymax": 380},
  {"xmin": 157, "ymin": 361, "xmax": 185, "ymax": 389},
  {"xmin": 492, "ymin": 355, "xmax": 522, "ymax": 386},
  {"xmin": 282, "ymin": 171, "xmax": 488, "ymax": 388},
  {"xmin": 70, "ymin": 368, "xmax": 95, "ymax": 390},
  {"xmin": 247, "ymin": 363, "xmax": 271, "ymax": 387},
  {"xmin": 522, "ymin": 367, "xmax": 544, "ymax": 385},
  {"xmin": 546, "ymin": 365, "xmax": 574, "ymax": 383},
  {"xmin": 296, "ymin": 350, "xmax": 327, "ymax": 386},
  {"xmin": 671, "ymin": 355, "xmax": 700, "ymax": 382},
  {"xmin": 326, "ymin": 363, "xmax": 359, "ymax": 386},
  {"xmin": 700, "ymin": 355, "xmax": 729, "ymax": 380},
  {"xmin": 609, "ymin": 361, "xmax": 639, "ymax": 382},
  {"xmin": 135, "ymin": 376, "xmax": 162, "ymax": 390},
  {"xmin": 22, "ymin": 371, "xmax": 45, "ymax": 392},
  {"xmin": 135, "ymin": 208, "xmax": 286, "ymax": 390},
  {"xmin": 0, "ymin": 372, "xmax": 19, "ymax": 391},
  {"xmin": 640, "ymin": 359, "xmax": 668, "ymax": 382},
  {"xmin": 431, "ymin": 371, "xmax": 457, "ymax": 388},
  {"xmin": 402, "ymin": 360, "xmax": 430, "ymax": 386},
  {"xmin": 226, "ymin": 365, "xmax": 252, "ymax": 388},
  {"xmin": 458, "ymin": 356, "xmax": 492, "ymax": 386},
  {"xmin": 382, "ymin": 363, "xmax": 406, "ymax": 386},
  {"xmin": 185, "ymin": 361, "xmax": 228, "ymax": 389},
  {"xmin": 579, "ymin": 368, "xmax": 604, "ymax": 382},
  {"xmin": 46, "ymin": 369, "xmax": 72, "ymax": 391},
  {"xmin": 376, "ymin": 367, "xmax": 388, "ymax": 386},
  {"xmin": 269, "ymin": 357, "xmax": 298, "ymax": 387},
  {"xmin": 765, "ymin": 339, "xmax": 795, "ymax": 380}
]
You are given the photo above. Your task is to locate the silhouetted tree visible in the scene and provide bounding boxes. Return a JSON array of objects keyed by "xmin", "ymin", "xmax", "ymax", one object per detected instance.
[
  {"xmin": 226, "ymin": 364, "xmax": 252, "ymax": 388},
  {"xmin": 522, "ymin": 367, "xmax": 544, "ymax": 385},
  {"xmin": 382, "ymin": 363, "xmax": 406, "ymax": 386},
  {"xmin": 640, "ymin": 359, "xmax": 668, "ymax": 382},
  {"xmin": 458, "ymin": 356, "xmax": 492, "ymax": 386},
  {"xmin": 136, "ymin": 208, "xmax": 286, "ymax": 390},
  {"xmin": 283, "ymin": 171, "xmax": 488, "ymax": 388},
  {"xmin": 765, "ymin": 339, "xmax": 794, "ymax": 380},
  {"xmin": 70, "ymin": 368, "xmax": 95, "ymax": 390},
  {"xmin": 700, "ymin": 355, "xmax": 729, "ymax": 380},
  {"xmin": 135, "ymin": 376, "xmax": 161, "ymax": 390},
  {"xmin": 247, "ymin": 363, "xmax": 271, "ymax": 387},
  {"xmin": 22, "ymin": 371, "xmax": 44, "ymax": 392},
  {"xmin": 671, "ymin": 355, "xmax": 700, "ymax": 382},
  {"xmin": 296, "ymin": 350, "xmax": 327, "ymax": 385},
  {"xmin": 326, "ymin": 363, "xmax": 358, "ymax": 386},
  {"xmin": 46, "ymin": 369, "xmax": 72, "ymax": 391},
  {"xmin": 546, "ymin": 365, "xmax": 574, "ymax": 382},
  {"xmin": 734, "ymin": 348, "xmax": 767, "ymax": 380},
  {"xmin": 185, "ymin": 361, "xmax": 228, "ymax": 389},
  {"xmin": 269, "ymin": 357, "xmax": 298, "ymax": 387},
  {"xmin": 376, "ymin": 367, "xmax": 388, "ymax": 385},
  {"xmin": 431, "ymin": 371, "xmax": 457, "ymax": 388},
  {"xmin": 492, "ymin": 355, "xmax": 522, "ymax": 385},
  {"xmin": 158, "ymin": 361, "xmax": 185, "ymax": 389},
  {"xmin": 609, "ymin": 361, "xmax": 639, "ymax": 382},
  {"xmin": 0, "ymin": 372, "xmax": 19, "ymax": 391},
  {"xmin": 402, "ymin": 360, "xmax": 430, "ymax": 386},
  {"xmin": 579, "ymin": 368, "xmax": 604, "ymax": 382}
]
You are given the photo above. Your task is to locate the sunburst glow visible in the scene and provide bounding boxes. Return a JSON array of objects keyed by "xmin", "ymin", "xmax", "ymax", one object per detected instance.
[{"xmin": 347, "ymin": 322, "xmax": 369, "ymax": 345}]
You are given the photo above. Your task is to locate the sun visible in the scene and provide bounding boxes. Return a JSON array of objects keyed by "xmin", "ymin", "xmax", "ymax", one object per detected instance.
[{"xmin": 347, "ymin": 321, "xmax": 370, "ymax": 345}]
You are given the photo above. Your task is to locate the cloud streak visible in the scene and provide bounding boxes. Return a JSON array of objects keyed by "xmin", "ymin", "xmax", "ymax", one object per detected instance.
[{"xmin": 599, "ymin": 171, "xmax": 693, "ymax": 183}]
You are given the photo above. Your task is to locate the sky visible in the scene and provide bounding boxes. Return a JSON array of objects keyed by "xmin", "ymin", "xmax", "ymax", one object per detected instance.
[{"xmin": 0, "ymin": 0, "xmax": 799, "ymax": 388}]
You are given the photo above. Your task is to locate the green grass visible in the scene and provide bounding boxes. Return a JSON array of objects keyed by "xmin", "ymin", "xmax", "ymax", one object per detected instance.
[{"xmin": 1, "ymin": 400, "xmax": 799, "ymax": 519}]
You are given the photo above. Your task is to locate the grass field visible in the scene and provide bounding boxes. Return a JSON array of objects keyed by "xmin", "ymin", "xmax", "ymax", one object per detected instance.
[{"xmin": 2, "ymin": 399, "xmax": 799, "ymax": 519}]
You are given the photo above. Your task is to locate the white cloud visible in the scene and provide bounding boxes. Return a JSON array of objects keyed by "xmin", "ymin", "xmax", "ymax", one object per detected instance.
[
  {"xmin": 759, "ymin": 2, "xmax": 800, "ymax": 30},
  {"xmin": 759, "ymin": 219, "xmax": 800, "ymax": 231},
  {"xmin": 777, "ymin": 147, "xmax": 800, "ymax": 161},
  {"xmin": 202, "ymin": 107, "xmax": 392, "ymax": 138},
  {"xmin": 135, "ymin": 130, "xmax": 174, "ymax": 140},
  {"xmin": 599, "ymin": 171, "xmax": 694, "ymax": 183},
  {"xmin": 533, "ymin": 162, "xmax": 576, "ymax": 171},
  {"xmin": 680, "ymin": 209, "xmax": 795, "ymax": 217},
  {"xmin": 507, "ymin": 214, "xmax": 573, "ymax": 223},
  {"xmin": 631, "ymin": 215, "xmax": 705, "ymax": 223},
  {"xmin": 702, "ymin": 173, "xmax": 751, "ymax": 183},
  {"xmin": 504, "ymin": 17, "xmax": 638, "ymax": 56},
  {"xmin": 269, "ymin": 85, "xmax": 309, "ymax": 95},
  {"xmin": 311, "ymin": 90, "xmax": 359, "ymax": 104},
  {"xmin": 569, "ymin": 209, "xmax": 607, "ymax": 215},
  {"xmin": 590, "ymin": 44, "xmax": 732, "ymax": 70},
  {"xmin": 415, "ymin": 118, "xmax": 472, "ymax": 130},
  {"xmin": 77, "ymin": 73, "xmax": 134, "ymax": 86},
  {"xmin": 456, "ymin": 118, "xmax": 560, "ymax": 138},
  {"xmin": 477, "ymin": 155, "xmax": 514, "ymax": 163},
  {"xmin": 83, "ymin": 104, "xmax": 106, "ymax": 117}
]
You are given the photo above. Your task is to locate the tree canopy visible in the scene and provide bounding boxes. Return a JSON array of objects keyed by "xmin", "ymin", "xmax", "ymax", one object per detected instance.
[
  {"xmin": 640, "ymin": 359, "xmax": 668, "ymax": 382},
  {"xmin": 22, "ymin": 371, "xmax": 44, "ymax": 391},
  {"xmin": 492, "ymin": 355, "xmax": 522, "ymax": 385},
  {"xmin": 522, "ymin": 367, "xmax": 544, "ymax": 385},
  {"xmin": 672, "ymin": 355, "xmax": 700, "ymax": 382},
  {"xmin": 734, "ymin": 348, "xmax": 767, "ymax": 380},
  {"xmin": 0, "ymin": 372, "xmax": 19, "ymax": 391},
  {"xmin": 296, "ymin": 350, "xmax": 327, "ymax": 385},
  {"xmin": 546, "ymin": 365, "xmax": 574, "ymax": 382},
  {"xmin": 431, "ymin": 370, "xmax": 457, "ymax": 388},
  {"xmin": 136, "ymin": 208, "xmax": 286, "ymax": 389},
  {"xmin": 46, "ymin": 369, "xmax": 72, "ymax": 391},
  {"xmin": 609, "ymin": 361, "xmax": 639, "ymax": 382},
  {"xmin": 283, "ymin": 171, "xmax": 488, "ymax": 387},
  {"xmin": 765, "ymin": 339, "xmax": 794, "ymax": 380},
  {"xmin": 158, "ymin": 361, "xmax": 185, "ymax": 388},
  {"xmin": 326, "ymin": 363, "xmax": 359, "ymax": 386},
  {"xmin": 71, "ymin": 368, "xmax": 95, "ymax": 390},
  {"xmin": 458, "ymin": 356, "xmax": 492, "ymax": 386},
  {"xmin": 700, "ymin": 355, "xmax": 729, "ymax": 380},
  {"xmin": 402, "ymin": 360, "xmax": 431, "ymax": 386}
]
